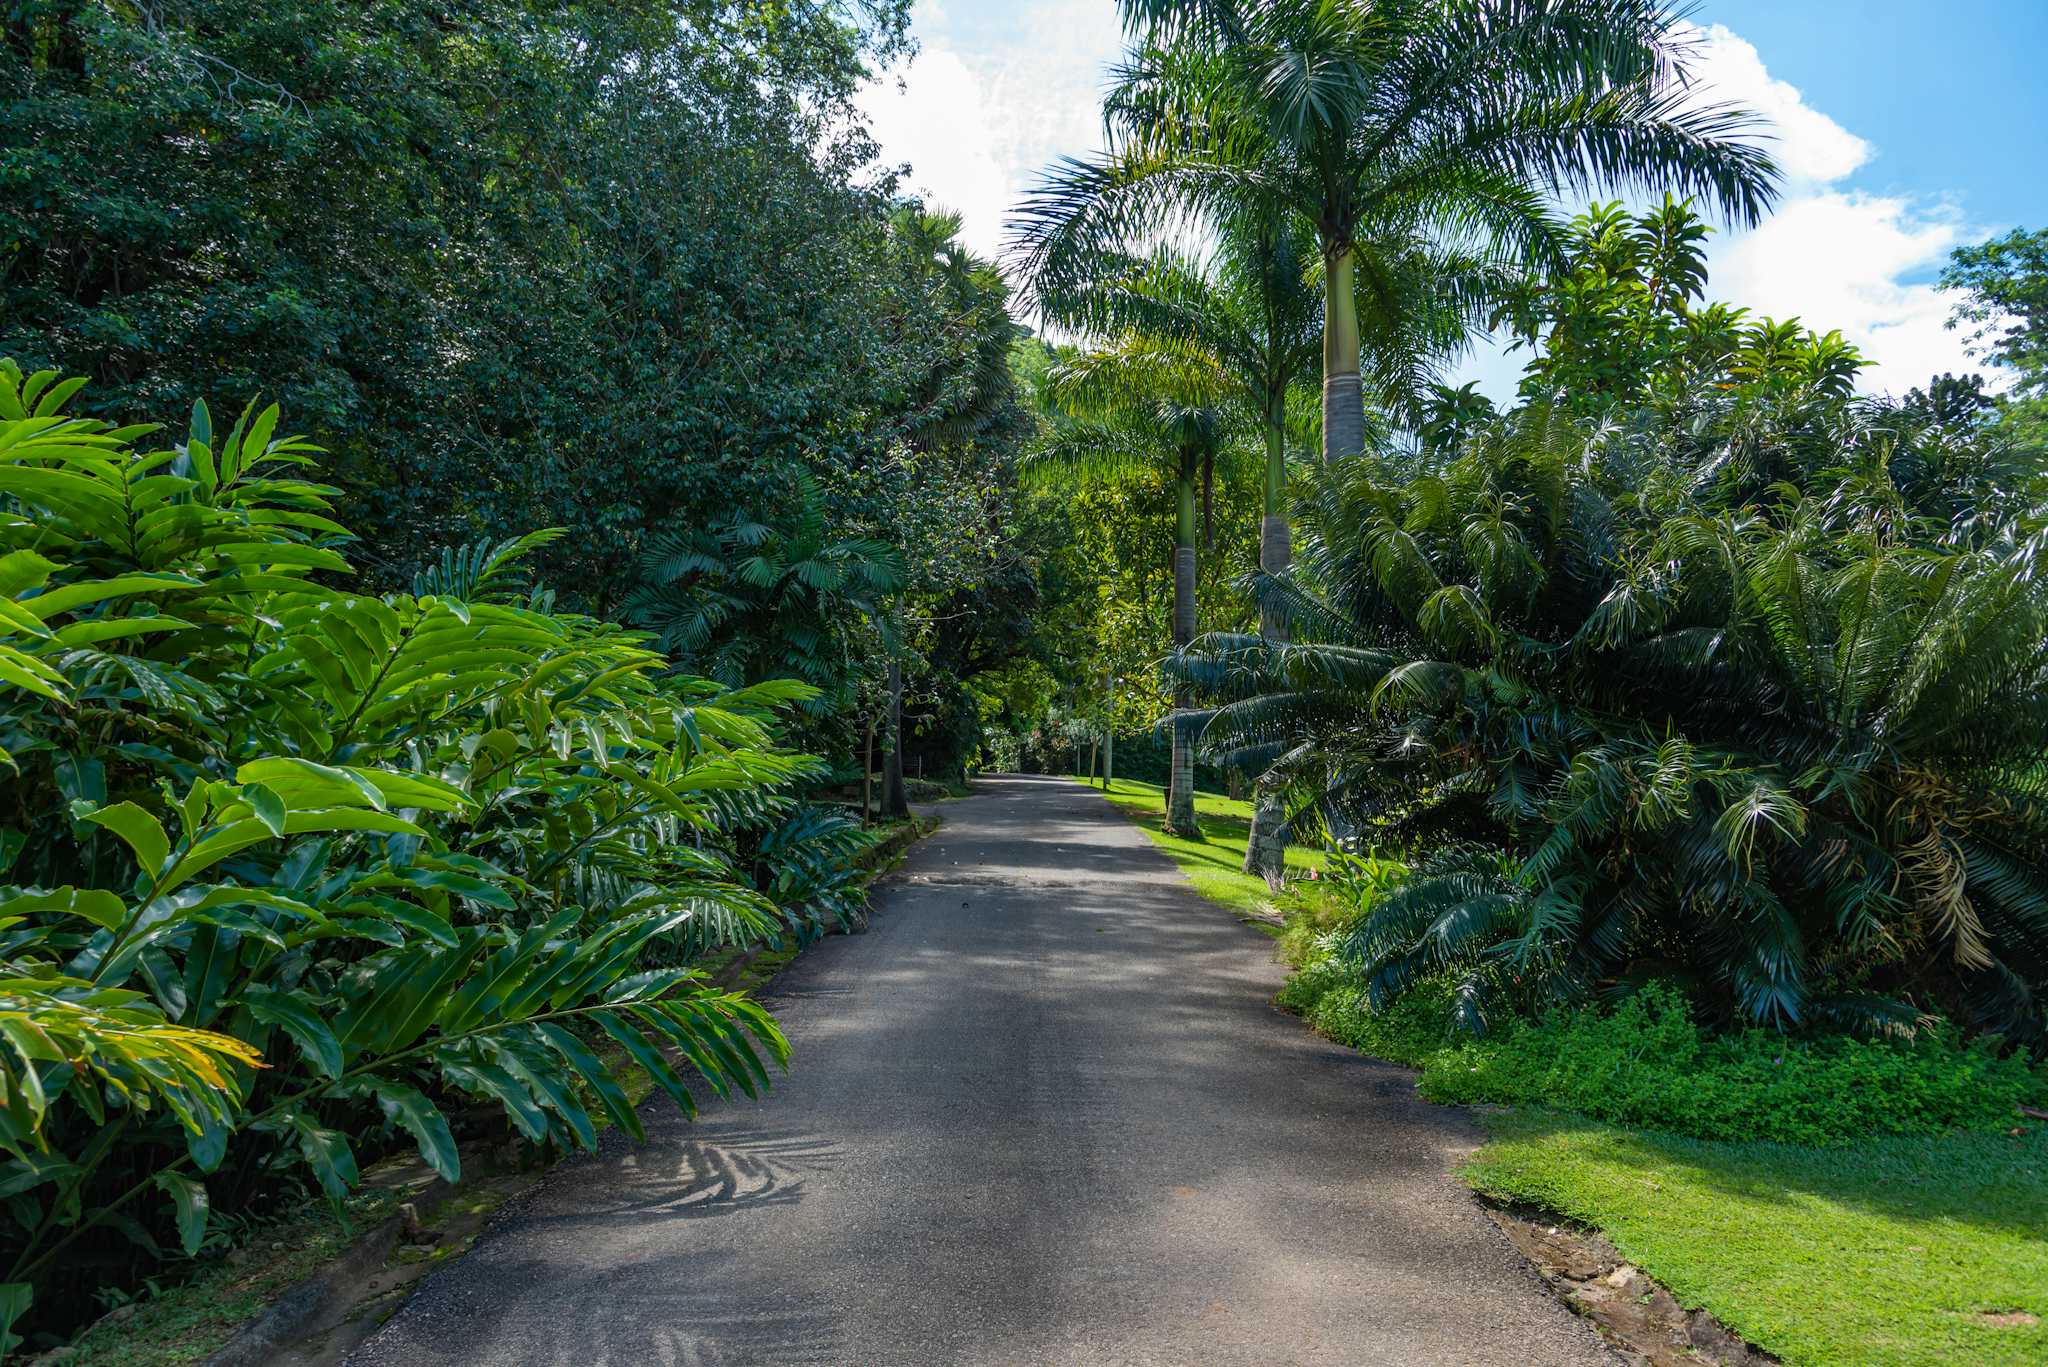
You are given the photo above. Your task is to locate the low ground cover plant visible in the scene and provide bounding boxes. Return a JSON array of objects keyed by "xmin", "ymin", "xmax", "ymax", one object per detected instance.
[
  {"xmin": 1280, "ymin": 877, "xmax": 2044, "ymax": 1145},
  {"xmin": 0, "ymin": 367, "xmax": 858, "ymax": 1348}
]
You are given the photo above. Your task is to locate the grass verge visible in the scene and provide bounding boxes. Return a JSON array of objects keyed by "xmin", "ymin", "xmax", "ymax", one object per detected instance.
[
  {"xmin": 1088, "ymin": 777, "xmax": 1323, "ymax": 918},
  {"xmin": 1466, "ymin": 1110, "xmax": 2048, "ymax": 1367}
]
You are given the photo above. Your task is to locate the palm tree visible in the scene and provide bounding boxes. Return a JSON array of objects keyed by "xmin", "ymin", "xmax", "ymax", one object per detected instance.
[
  {"xmin": 1029, "ymin": 343, "xmax": 1239, "ymax": 837},
  {"xmin": 1012, "ymin": 0, "xmax": 1778, "ymax": 467}
]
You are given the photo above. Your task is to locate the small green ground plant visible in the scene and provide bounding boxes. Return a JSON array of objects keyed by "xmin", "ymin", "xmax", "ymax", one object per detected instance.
[{"xmin": 1283, "ymin": 927, "xmax": 2043, "ymax": 1146}]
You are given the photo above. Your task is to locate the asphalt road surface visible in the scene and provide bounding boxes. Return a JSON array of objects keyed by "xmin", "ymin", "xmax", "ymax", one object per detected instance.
[{"xmin": 349, "ymin": 775, "xmax": 1613, "ymax": 1367}]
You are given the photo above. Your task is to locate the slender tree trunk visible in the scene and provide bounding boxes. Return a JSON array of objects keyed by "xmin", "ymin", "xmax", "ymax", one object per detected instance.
[
  {"xmin": 1102, "ymin": 721, "xmax": 1113, "ymax": 791},
  {"xmin": 1166, "ymin": 456, "xmax": 1200, "ymax": 838},
  {"xmin": 1322, "ymin": 244, "xmax": 1363, "ymax": 466},
  {"xmin": 862, "ymin": 715, "xmax": 875, "ymax": 827},
  {"xmin": 1245, "ymin": 389, "xmax": 1292, "ymax": 885},
  {"xmin": 881, "ymin": 659, "xmax": 909, "ymax": 818}
]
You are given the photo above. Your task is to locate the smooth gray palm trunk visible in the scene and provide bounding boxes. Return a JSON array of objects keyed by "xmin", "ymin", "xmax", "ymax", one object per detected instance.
[
  {"xmin": 1321, "ymin": 371, "xmax": 1364, "ymax": 464},
  {"xmin": 1243, "ymin": 500, "xmax": 1291, "ymax": 885},
  {"xmin": 1166, "ymin": 540, "xmax": 1199, "ymax": 838}
]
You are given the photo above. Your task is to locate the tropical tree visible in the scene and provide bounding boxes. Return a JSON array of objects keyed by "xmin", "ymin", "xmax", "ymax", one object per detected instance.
[
  {"xmin": 1029, "ymin": 218, "xmax": 1318, "ymax": 867},
  {"xmin": 1013, "ymin": 0, "xmax": 1779, "ymax": 469},
  {"xmin": 1028, "ymin": 346, "xmax": 1242, "ymax": 836},
  {"xmin": 1500, "ymin": 197, "xmax": 1867, "ymax": 408},
  {"xmin": 874, "ymin": 205, "xmax": 1028, "ymax": 817}
]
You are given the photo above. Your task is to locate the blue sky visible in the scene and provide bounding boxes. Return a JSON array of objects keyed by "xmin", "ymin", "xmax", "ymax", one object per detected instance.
[
  {"xmin": 856, "ymin": 1, "xmax": 2048, "ymax": 396},
  {"xmin": 1700, "ymin": 2, "xmax": 2048, "ymax": 233}
]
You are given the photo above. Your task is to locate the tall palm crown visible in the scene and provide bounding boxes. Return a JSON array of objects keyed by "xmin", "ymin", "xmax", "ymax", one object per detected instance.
[
  {"xmin": 1012, "ymin": 0, "xmax": 1779, "ymax": 464},
  {"xmin": 1033, "ymin": 218, "xmax": 1319, "ymax": 556}
]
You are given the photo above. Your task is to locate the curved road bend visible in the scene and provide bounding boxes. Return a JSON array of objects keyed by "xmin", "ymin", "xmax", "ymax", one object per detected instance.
[{"xmin": 350, "ymin": 775, "xmax": 1614, "ymax": 1367}]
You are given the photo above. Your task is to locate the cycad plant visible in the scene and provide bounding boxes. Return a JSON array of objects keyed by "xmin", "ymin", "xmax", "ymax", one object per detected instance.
[
  {"xmin": 628, "ymin": 473, "xmax": 904, "ymax": 717},
  {"xmin": 1180, "ymin": 387, "xmax": 2048, "ymax": 1043}
]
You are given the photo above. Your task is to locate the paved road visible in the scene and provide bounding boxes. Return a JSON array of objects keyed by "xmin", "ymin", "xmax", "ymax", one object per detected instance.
[{"xmin": 350, "ymin": 776, "xmax": 1612, "ymax": 1366}]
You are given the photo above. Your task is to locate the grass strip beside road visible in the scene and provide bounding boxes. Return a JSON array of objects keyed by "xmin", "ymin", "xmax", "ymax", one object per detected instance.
[
  {"xmin": 1466, "ymin": 1110, "xmax": 2048, "ymax": 1367},
  {"xmin": 1087, "ymin": 777, "xmax": 1323, "ymax": 918}
]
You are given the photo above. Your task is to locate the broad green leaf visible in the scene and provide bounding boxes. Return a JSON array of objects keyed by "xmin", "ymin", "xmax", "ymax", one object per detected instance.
[
  {"xmin": 241, "ymin": 783, "xmax": 286, "ymax": 838},
  {"xmin": 0, "ymin": 886, "xmax": 126, "ymax": 931},
  {"xmin": 537, "ymin": 1021, "xmax": 641, "ymax": 1141},
  {"xmin": 0, "ymin": 1283, "xmax": 29, "ymax": 1355},
  {"xmin": 83, "ymin": 802, "xmax": 170, "ymax": 878},
  {"xmin": 287, "ymin": 1114, "xmax": 358, "ymax": 1201},
  {"xmin": 242, "ymin": 984, "xmax": 345, "ymax": 1078},
  {"xmin": 357, "ymin": 1076, "xmax": 459, "ymax": 1183},
  {"xmin": 155, "ymin": 1172, "xmax": 209, "ymax": 1255}
]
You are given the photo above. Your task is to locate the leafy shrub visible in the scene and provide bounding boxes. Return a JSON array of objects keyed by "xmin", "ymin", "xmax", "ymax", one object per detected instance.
[
  {"xmin": 1277, "ymin": 958, "xmax": 1453, "ymax": 1069},
  {"xmin": 1283, "ymin": 936, "xmax": 2043, "ymax": 1146},
  {"xmin": 0, "ymin": 366, "xmax": 811, "ymax": 1345},
  {"xmin": 1418, "ymin": 986, "xmax": 2043, "ymax": 1146}
]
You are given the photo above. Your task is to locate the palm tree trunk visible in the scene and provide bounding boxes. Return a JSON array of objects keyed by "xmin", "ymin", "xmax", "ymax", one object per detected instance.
[
  {"xmin": 1166, "ymin": 455, "xmax": 1200, "ymax": 838},
  {"xmin": 1322, "ymin": 244, "xmax": 1363, "ymax": 465},
  {"xmin": 1245, "ymin": 390, "xmax": 1290, "ymax": 884},
  {"xmin": 881, "ymin": 658, "xmax": 910, "ymax": 818},
  {"xmin": 1257, "ymin": 389, "xmax": 1292, "ymax": 633}
]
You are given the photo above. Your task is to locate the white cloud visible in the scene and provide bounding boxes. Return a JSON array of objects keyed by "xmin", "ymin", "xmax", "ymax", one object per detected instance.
[
  {"xmin": 855, "ymin": 0, "xmax": 1122, "ymax": 263},
  {"xmin": 1677, "ymin": 23, "xmax": 1870, "ymax": 190},
  {"xmin": 1682, "ymin": 24, "xmax": 1983, "ymax": 396},
  {"xmin": 856, "ymin": 48, "xmax": 1010, "ymax": 251},
  {"xmin": 1453, "ymin": 23, "xmax": 1988, "ymax": 400}
]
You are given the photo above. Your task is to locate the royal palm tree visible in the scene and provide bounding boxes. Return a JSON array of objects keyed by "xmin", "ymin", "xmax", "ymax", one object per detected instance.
[
  {"xmin": 1012, "ymin": 0, "xmax": 1779, "ymax": 467},
  {"xmin": 1029, "ymin": 344, "xmax": 1240, "ymax": 837}
]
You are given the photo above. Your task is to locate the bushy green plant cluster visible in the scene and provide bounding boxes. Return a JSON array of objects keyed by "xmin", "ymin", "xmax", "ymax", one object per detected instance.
[
  {"xmin": 1284, "ymin": 938, "xmax": 2043, "ymax": 1146},
  {"xmin": 0, "ymin": 368, "xmax": 842, "ymax": 1346},
  {"xmin": 1418, "ymin": 987, "xmax": 2042, "ymax": 1146},
  {"xmin": 1192, "ymin": 380, "xmax": 2048, "ymax": 1043},
  {"xmin": 1276, "ymin": 956, "xmax": 1449, "ymax": 1069}
]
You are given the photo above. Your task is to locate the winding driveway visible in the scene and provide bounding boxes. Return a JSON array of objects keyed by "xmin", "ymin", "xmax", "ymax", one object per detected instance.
[{"xmin": 349, "ymin": 775, "xmax": 1613, "ymax": 1366}]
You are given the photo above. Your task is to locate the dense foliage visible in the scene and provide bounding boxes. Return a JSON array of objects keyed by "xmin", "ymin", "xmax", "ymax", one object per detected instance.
[
  {"xmin": 1188, "ymin": 367, "xmax": 2048, "ymax": 1042},
  {"xmin": 1, "ymin": 2, "xmax": 1068, "ymax": 788},
  {"xmin": 1281, "ymin": 949, "xmax": 2042, "ymax": 1146},
  {"xmin": 0, "ymin": 367, "xmax": 861, "ymax": 1346}
]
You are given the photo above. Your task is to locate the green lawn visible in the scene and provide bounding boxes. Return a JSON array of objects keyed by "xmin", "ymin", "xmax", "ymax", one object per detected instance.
[
  {"xmin": 1466, "ymin": 1110, "xmax": 2048, "ymax": 1367},
  {"xmin": 1085, "ymin": 777, "xmax": 1323, "ymax": 917}
]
